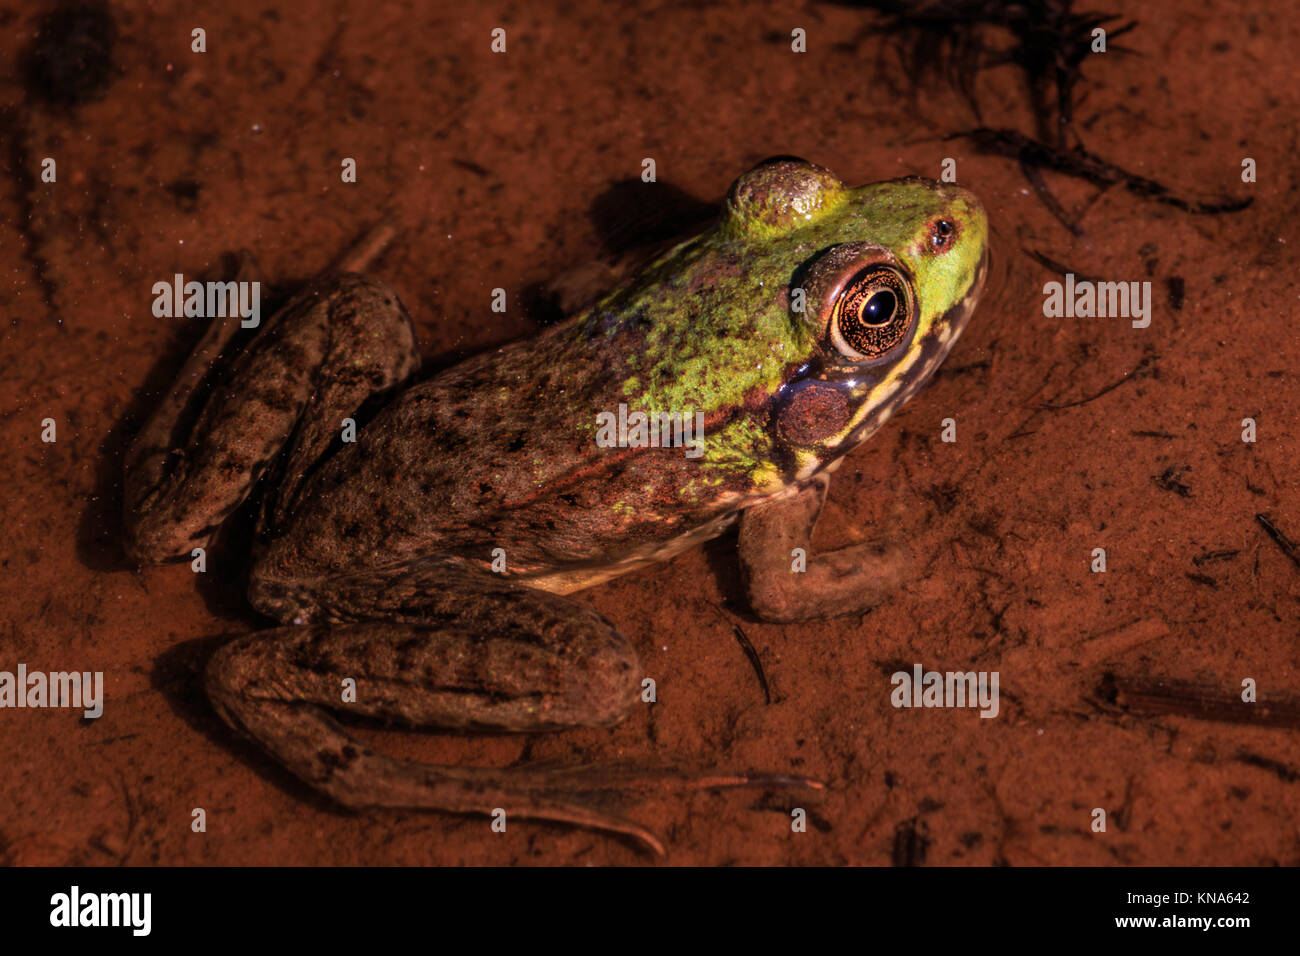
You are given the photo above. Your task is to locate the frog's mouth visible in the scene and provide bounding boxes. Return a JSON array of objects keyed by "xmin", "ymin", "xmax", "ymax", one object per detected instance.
[
  {"xmin": 881, "ymin": 245, "xmax": 987, "ymax": 404},
  {"xmin": 941, "ymin": 246, "xmax": 988, "ymax": 344}
]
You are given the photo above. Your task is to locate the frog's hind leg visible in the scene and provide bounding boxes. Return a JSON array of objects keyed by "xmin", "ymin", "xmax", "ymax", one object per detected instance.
[
  {"xmin": 124, "ymin": 268, "xmax": 419, "ymax": 563},
  {"xmin": 205, "ymin": 566, "xmax": 664, "ymax": 851},
  {"xmin": 206, "ymin": 561, "xmax": 818, "ymax": 855}
]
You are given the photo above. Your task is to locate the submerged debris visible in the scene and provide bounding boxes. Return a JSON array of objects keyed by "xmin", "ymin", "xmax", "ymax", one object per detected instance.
[
  {"xmin": 23, "ymin": 1, "xmax": 117, "ymax": 109},
  {"xmin": 839, "ymin": 1, "xmax": 1249, "ymax": 223}
]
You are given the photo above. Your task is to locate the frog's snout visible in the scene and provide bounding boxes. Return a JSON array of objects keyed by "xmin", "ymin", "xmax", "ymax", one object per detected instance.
[
  {"xmin": 931, "ymin": 183, "xmax": 989, "ymax": 306},
  {"xmin": 951, "ymin": 187, "xmax": 987, "ymax": 247},
  {"xmin": 933, "ymin": 245, "xmax": 988, "ymax": 352}
]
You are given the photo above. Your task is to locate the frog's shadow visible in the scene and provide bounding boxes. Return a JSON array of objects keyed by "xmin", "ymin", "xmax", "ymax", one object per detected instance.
[
  {"xmin": 586, "ymin": 177, "xmax": 719, "ymax": 257},
  {"xmin": 698, "ymin": 527, "xmax": 760, "ymax": 621},
  {"xmin": 73, "ymin": 259, "xmax": 300, "ymax": 587},
  {"xmin": 512, "ymin": 178, "xmax": 719, "ymax": 334},
  {"xmin": 148, "ymin": 635, "xmax": 340, "ymax": 812}
]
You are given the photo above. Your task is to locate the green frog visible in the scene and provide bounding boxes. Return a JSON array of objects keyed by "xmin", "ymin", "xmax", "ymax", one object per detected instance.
[{"xmin": 123, "ymin": 158, "xmax": 988, "ymax": 854}]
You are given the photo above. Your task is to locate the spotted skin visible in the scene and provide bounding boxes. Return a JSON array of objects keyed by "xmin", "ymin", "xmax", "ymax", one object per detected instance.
[{"xmin": 124, "ymin": 159, "xmax": 989, "ymax": 853}]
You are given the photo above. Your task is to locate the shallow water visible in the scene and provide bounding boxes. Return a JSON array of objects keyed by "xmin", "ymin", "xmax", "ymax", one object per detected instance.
[{"xmin": 0, "ymin": 0, "xmax": 1295, "ymax": 865}]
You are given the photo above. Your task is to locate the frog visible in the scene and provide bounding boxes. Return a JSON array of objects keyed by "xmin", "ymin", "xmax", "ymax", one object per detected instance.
[{"xmin": 123, "ymin": 157, "xmax": 988, "ymax": 855}]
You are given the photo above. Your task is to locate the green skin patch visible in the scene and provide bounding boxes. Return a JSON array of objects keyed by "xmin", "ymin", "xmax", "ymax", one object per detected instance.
[{"xmin": 572, "ymin": 171, "xmax": 989, "ymax": 492}]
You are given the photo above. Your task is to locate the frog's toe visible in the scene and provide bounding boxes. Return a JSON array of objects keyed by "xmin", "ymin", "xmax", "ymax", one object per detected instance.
[{"xmin": 745, "ymin": 543, "xmax": 914, "ymax": 623}]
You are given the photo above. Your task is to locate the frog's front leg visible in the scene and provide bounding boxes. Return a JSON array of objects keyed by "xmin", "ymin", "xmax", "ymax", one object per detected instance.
[{"xmin": 737, "ymin": 472, "xmax": 916, "ymax": 623}]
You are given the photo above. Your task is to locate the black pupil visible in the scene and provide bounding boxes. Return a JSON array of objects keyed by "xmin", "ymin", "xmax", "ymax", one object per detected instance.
[
  {"xmin": 936, "ymin": 220, "xmax": 953, "ymax": 236},
  {"xmin": 861, "ymin": 289, "xmax": 896, "ymax": 326}
]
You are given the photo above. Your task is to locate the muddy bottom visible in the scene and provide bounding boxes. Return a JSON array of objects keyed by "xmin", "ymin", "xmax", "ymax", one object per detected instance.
[{"xmin": 0, "ymin": 0, "xmax": 1296, "ymax": 865}]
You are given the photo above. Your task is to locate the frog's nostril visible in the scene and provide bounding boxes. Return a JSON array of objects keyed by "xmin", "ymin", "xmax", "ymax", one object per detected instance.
[{"xmin": 928, "ymin": 217, "xmax": 957, "ymax": 252}]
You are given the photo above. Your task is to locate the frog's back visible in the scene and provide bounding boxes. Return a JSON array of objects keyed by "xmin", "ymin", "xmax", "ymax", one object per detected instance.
[
  {"xmin": 255, "ymin": 314, "xmax": 775, "ymax": 589},
  {"xmin": 254, "ymin": 162, "xmax": 990, "ymax": 594}
]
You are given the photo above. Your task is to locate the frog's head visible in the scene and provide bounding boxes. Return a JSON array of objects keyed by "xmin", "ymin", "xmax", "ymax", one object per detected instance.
[{"xmin": 722, "ymin": 158, "xmax": 989, "ymax": 476}]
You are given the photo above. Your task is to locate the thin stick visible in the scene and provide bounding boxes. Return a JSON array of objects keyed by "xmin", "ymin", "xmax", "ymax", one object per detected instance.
[
  {"xmin": 730, "ymin": 623, "xmax": 772, "ymax": 705},
  {"xmin": 332, "ymin": 218, "xmax": 399, "ymax": 274},
  {"xmin": 1112, "ymin": 675, "xmax": 1300, "ymax": 729},
  {"xmin": 1256, "ymin": 514, "xmax": 1300, "ymax": 570}
]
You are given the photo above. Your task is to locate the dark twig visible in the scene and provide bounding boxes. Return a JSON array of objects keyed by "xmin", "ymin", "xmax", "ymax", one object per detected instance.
[
  {"xmin": 1019, "ymin": 159, "xmax": 1082, "ymax": 234},
  {"xmin": 1040, "ymin": 354, "xmax": 1157, "ymax": 410},
  {"xmin": 1153, "ymin": 466, "xmax": 1192, "ymax": 499},
  {"xmin": 1023, "ymin": 248, "xmax": 1102, "ymax": 283},
  {"xmin": 1110, "ymin": 675, "xmax": 1300, "ymax": 729},
  {"xmin": 705, "ymin": 601, "xmax": 773, "ymax": 704},
  {"xmin": 1256, "ymin": 514, "xmax": 1300, "ymax": 570},
  {"xmin": 958, "ymin": 128, "xmax": 1253, "ymax": 215},
  {"xmin": 1192, "ymin": 549, "xmax": 1239, "ymax": 566},
  {"xmin": 892, "ymin": 817, "xmax": 930, "ymax": 867},
  {"xmin": 729, "ymin": 623, "xmax": 772, "ymax": 706},
  {"xmin": 1235, "ymin": 751, "xmax": 1300, "ymax": 784}
]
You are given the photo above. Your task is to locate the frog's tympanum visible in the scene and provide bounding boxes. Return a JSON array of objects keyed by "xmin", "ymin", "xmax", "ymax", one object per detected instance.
[{"xmin": 124, "ymin": 158, "xmax": 988, "ymax": 853}]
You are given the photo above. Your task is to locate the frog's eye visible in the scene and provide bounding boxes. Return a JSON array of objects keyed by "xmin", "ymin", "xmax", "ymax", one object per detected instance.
[{"xmin": 828, "ymin": 266, "xmax": 915, "ymax": 362}]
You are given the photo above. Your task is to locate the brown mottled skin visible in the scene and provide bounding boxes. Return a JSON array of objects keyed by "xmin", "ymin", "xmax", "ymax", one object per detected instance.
[{"xmin": 123, "ymin": 159, "xmax": 988, "ymax": 853}]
